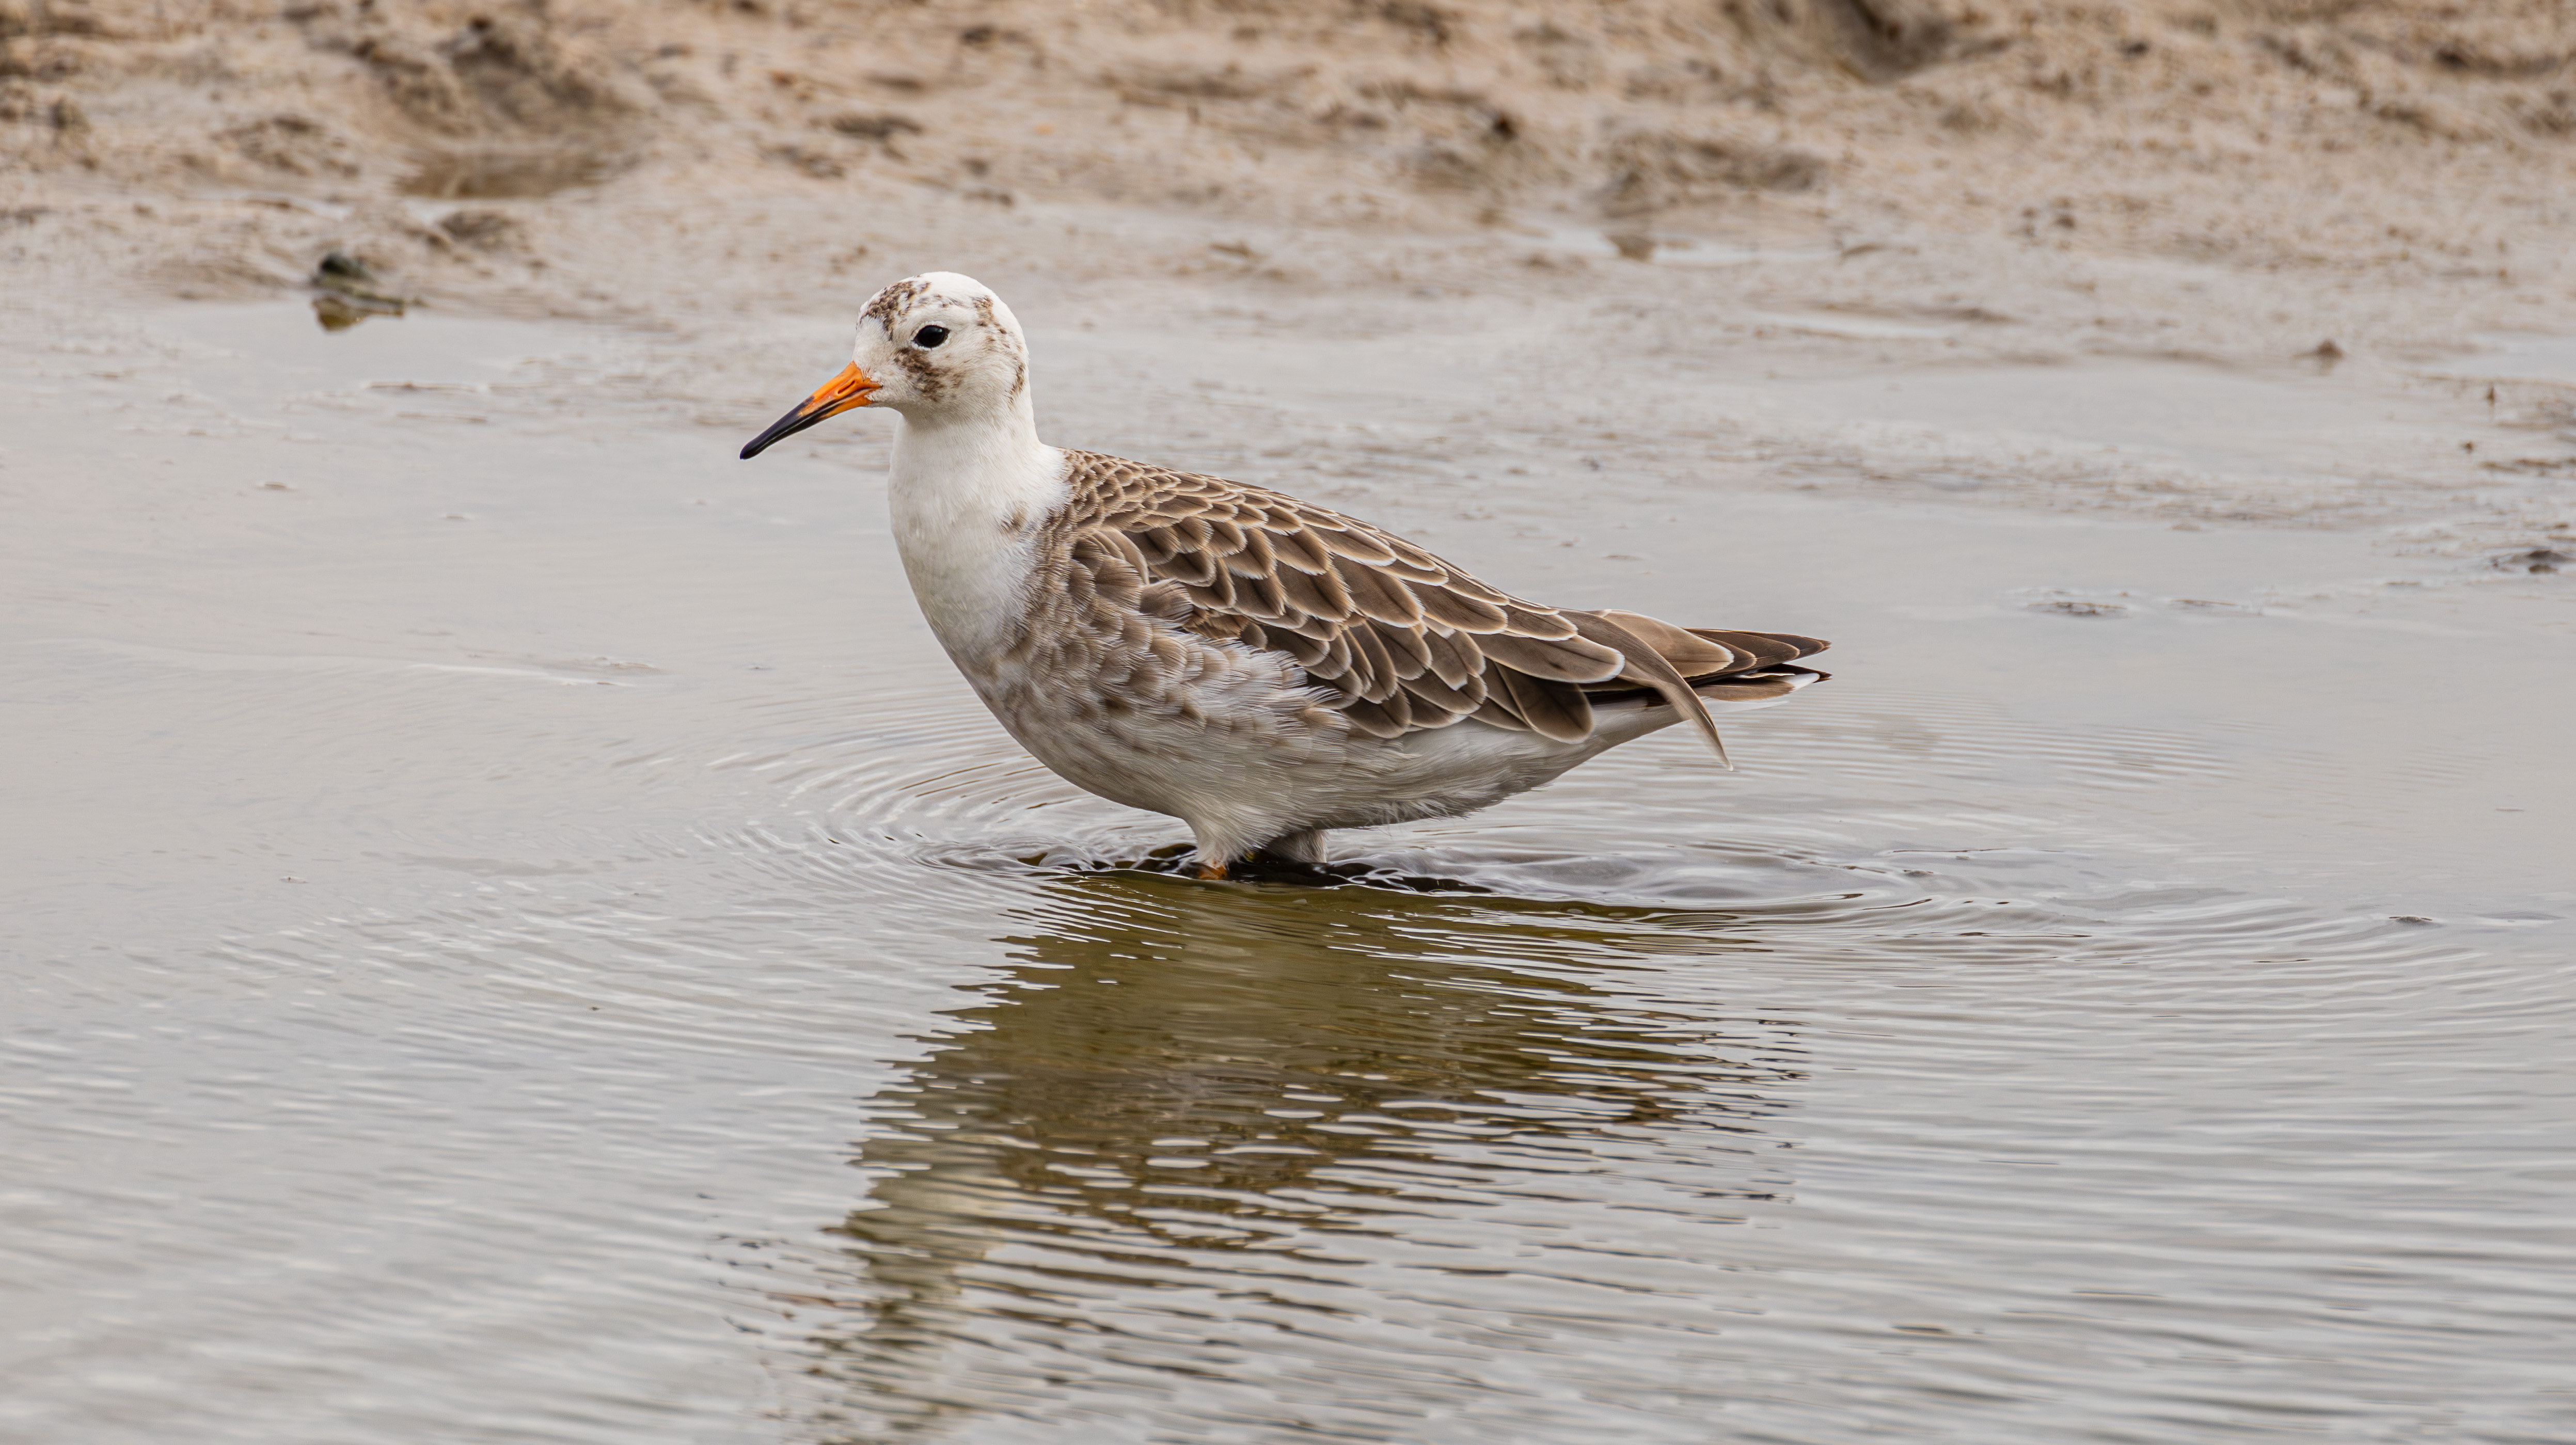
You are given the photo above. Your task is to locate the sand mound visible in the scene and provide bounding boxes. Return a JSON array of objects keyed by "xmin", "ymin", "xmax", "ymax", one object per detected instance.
[
  {"xmin": 7, "ymin": 2, "xmax": 2569, "ymax": 217},
  {"xmin": 1, "ymin": 0, "xmax": 2571, "ymax": 371}
]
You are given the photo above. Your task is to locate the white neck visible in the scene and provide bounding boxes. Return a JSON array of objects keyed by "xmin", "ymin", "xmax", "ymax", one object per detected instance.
[{"xmin": 884, "ymin": 397, "xmax": 1066, "ymax": 670}]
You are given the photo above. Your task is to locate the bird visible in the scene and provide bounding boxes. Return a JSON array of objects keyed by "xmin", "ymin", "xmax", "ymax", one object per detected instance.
[{"xmin": 740, "ymin": 272, "xmax": 1830, "ymax": 880}]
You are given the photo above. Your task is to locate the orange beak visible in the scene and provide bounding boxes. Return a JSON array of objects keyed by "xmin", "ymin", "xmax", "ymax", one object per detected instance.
[{"xmin": 739, "ymin": 362, "xmax": 879, "ymax": 459}]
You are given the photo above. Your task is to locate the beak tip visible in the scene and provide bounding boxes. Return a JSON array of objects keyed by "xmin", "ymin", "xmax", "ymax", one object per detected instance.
[{"xmin": 742, "ymin": 362, "xmax": 875, "ymax": 461}]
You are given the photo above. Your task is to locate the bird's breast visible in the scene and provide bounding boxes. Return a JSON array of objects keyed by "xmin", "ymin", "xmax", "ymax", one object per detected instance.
[
  {"xmin": 890, "ymin": 520, "xmax": 1043, "ymax": 674},
  {"xmin": 884, "ymin": 438, "xmax": 1069, "ymax": 670}
]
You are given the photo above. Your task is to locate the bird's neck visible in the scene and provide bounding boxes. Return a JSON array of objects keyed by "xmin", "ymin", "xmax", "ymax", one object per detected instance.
[
  {"xmin": 887, "ymin": 394, "xmax": 1052, "ymax": 519},
  {"xmin": 884, "ymin": 399, "xmax": 1066, "ymax": 668}
]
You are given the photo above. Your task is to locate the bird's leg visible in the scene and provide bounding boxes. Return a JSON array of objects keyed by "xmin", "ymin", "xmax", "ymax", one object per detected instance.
[
  {"xmin": 1199, "ymin": 831, "xmax": 1326, "ymax": 880},
  {"xmin": 1189, "ymin": 825, "xmax": 1255, "ymax": 881},
  {"xmin": 1256, "ymin": 829, "xmax": 1327, "ymax": 866}
]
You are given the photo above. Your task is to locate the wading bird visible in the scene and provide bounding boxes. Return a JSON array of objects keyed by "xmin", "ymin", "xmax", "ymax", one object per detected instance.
[{"xmin": 742, "ymin": 273, "xmax": 1829, "ymax": 878}]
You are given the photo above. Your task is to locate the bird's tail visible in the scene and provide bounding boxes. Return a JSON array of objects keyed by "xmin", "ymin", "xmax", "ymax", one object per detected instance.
[{"xmin": 1563, "ymin": 610, "xmax": 1834, "ymax": 768}]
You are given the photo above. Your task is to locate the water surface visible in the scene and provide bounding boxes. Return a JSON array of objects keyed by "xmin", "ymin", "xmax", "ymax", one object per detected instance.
[{"xmin": 2, "ymin": 297, "xmax": 2571, "ymax": 1444}]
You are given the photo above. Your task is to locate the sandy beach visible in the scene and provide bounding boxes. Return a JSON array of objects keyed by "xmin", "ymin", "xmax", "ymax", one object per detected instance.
[{"xmin": 11, "ymin": 2, "xmax": 2576, "ymax": 542}]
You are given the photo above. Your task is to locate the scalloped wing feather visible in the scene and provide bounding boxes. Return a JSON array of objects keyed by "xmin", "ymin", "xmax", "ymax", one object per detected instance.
[{"xmin": 1048, "ymin": 451, "xmax": 1827, "ymax": 749}]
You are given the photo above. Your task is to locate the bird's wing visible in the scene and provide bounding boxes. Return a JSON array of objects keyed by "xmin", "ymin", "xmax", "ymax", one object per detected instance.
[{"xmin": 1054, "ymin": 451, "xmax": 1826, "ymax": 754}]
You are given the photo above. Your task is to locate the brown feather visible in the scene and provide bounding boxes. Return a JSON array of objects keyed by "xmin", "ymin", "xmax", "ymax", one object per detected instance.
[
  {"xmin": 1275, "ymin": 562, "xmax": 1352, "ymax": 620},
  {"xmin": 1345, "ymin": 622, "xmax": 1398, "ymax": 702},
  {"xmin": 1564, "ymin": 611, "xmax": 1731, "ymax": 768},
  {"xmin": 1687, "ymin": 628, "xmax": 1832, "ymax": 667},
  {"xmin": 1595, "ymin": 609, "xmax": 1745, "ymax": 677},
  {"xmin": 1185, "ymin": 610, "xmax": 1248, "ymax": 644},
  {"xmin": 1162, "ymin": 543, "xmax": 1219, "ymax": 587},
  {"xmin": 1264, "ymin": 521, "xmax": 1335, "ymax": 574},
  {"xmin": 1501, "ymin": 604, "xmax": 1581, "ymax": 641},
  {"xmin": 1695, "ymin": 669, "xmax": 1816, "ymax": 702},
  {"xmin": 1374, "ymin": 679, "xmax": 1415, "ymax": 730},
  {"xmin": 1420, "ymin": 626, "xmax": 1481, "ymax": 689},
  {"xmin": 1318, "ymin": 629, "xmax": 1355, "ymax": 681},
  {"xmin": 1089, "ymin": 565, "xmax": 1141, "ymax": 614},
  {"xmin": 1500, "ymin": 665, "xmax": 1595, "ymax": 743},
  {"xmin": 1339, "ymin": 694, "xmax": 1409, "ymax": 738},
  {"xmin": 1232, "ymin": 567, "xmax": 1286, "ymax": 617},
  {"xmin": 1475, "ymin": 629, "xmax": 1626, "ymax": 684},
  {"xmin": 1337, "ymin": 559, "xmax": 1427, "ymax": 626},
  {"xmin": 1268, "ymin": 626, "xmax": 1328, "ymax": 668},
  {"xmin": 1374, "ymin": 541, "xmax": 1450, "ymax": 584},
  {"xmin": 1378, "ymin": 621, "xmax": 1433, "ymax": 680},
  {"xmin": 1399, "ymin": 666, "xmax": 1482, "ymax": 718},
  {"xmin": 1227, "ymin": 527, "xmax": 1276, "ymax": 578},
  {"xmin": 1042, "ymin": 451, "xmax": 1828, "ymax": 754},
  {"xmin": 1186, "ymin": 566, "xmax": 1237, "ymax": 611},
  {"xmin": 1314, "ymin": 526, "xmax": 1397, "ymax": 565},
  {"xmin": 1134, "ymin": 526, "xmax": 1180, "ymax": 565},
  {"xmin": 1411, "ymin": 581, "xmax": 1510, "ymax": 631}
]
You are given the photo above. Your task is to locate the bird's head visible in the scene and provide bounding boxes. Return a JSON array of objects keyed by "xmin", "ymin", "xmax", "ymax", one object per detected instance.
[{"xmin": 739, "ymin": 271, "xmax": 1030, "ymax": 458}]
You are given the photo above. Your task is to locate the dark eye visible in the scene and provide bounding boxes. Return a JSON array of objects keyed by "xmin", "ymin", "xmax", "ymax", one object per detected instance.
[{"xmin": 912, "ymin": 325, "xmax": 950, "ymax": 350}]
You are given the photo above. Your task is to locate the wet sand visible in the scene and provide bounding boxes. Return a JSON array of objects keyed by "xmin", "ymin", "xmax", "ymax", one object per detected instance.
[
  {"xmin": 7, "ymin": 2, "xmax": 2576, "ymax": 1441},
  {"xmin": 8, "ymin": 0, "xmax": 2576, "ymax": 370}
]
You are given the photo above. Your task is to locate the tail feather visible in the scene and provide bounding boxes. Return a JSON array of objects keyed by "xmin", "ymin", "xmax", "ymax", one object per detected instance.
[
  {"xmin": 1590, "ymin": 609, "xmax": 1747, "ymax": 676},
  {"xmin": 1683, "ymin": 627, "xmax": 1832, "ymax": 669},
  {"xmin": 1563, "ymin": 611, "xmax": 1735, "ymax": 768},
  {"xmin": 1692, "ymin": 663, "xmax": 1829, "ymax": 706},
  {"xmin": 1563, "ymin": 611, "xmax": 1834, "ymax": 752}
]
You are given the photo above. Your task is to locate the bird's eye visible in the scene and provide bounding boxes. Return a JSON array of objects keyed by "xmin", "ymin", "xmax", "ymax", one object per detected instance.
[{"xmin": 912, "ymin": 325, "xmax": 950, "ymax": 350}]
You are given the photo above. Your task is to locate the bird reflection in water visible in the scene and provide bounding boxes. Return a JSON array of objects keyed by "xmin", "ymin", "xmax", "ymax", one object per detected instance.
[{"xmin": 768, "ymin": 869, "xmax": 1809, "ymax": 1441}]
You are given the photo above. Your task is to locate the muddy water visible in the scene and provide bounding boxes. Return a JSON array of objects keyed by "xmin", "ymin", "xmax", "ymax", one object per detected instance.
[{"xmin": 3, "ymin": 292, "xmax": 2572, "ymax": 1445}]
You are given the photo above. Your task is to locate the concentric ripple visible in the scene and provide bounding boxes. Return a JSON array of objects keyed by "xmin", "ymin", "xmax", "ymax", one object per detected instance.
[
  {"xmin": 605, "ymin": 682, "xmax": 2572, "ymax": 1445},
  {"xmin": 9, "ymin": 303, "xmax": 2572, "ymax": 1445}
]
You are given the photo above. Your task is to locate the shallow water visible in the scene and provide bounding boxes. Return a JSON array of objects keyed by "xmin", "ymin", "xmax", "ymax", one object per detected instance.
[{"xmin": 3, "ymin": 295, "xmax": 2572, "ymax": 1444}]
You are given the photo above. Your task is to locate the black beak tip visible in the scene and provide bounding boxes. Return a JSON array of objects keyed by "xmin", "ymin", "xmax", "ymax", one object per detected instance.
[{"xmin": 739, "ymin": 401, "xmax": 820, "ymax": 461}]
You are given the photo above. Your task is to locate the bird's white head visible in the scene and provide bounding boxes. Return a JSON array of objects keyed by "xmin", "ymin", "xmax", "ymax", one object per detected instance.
[{"xmin": 739, "ymin": 272, "xmax": 1032, "ymax": 458}]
